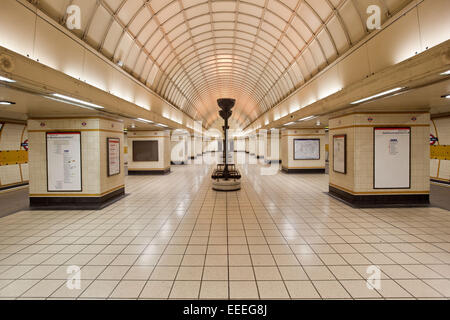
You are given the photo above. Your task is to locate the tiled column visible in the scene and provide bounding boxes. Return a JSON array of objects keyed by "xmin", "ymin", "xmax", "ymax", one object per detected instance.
[
  {"xmin": 329, "ymin": 112, "xmax": 430, "ymax": 207},
  {"xmin": 127, "ymin": 130, "xmax": 170, "ymax": 175},
  {"xmin": 28, "ymin": 117, "xmax": 125, "ymax": 209},
  {"xmin": 280, "ymin": 128, "xmax": 326, "ymax": 173},
  {"xmin": 256, "ymin": 130, "xmax": 267, "ymax": 160}
]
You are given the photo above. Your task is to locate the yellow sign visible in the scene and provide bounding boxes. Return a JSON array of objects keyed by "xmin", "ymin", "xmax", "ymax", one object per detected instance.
[
  {"xmin": 0, "ymin": 150, "xmax": 28, "ymax": 166},
  {"xmin": 431, "ymin": 145, "xmax": 450, "ymax": 160}
]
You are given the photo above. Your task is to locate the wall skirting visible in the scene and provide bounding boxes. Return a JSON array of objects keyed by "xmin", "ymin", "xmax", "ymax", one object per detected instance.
[
  {"xmin": 282, "ymin": 167, "xmax": 325, "ymax": 174},
  {"xmin": 329, "ymin": 185, "xmax": 430, "ymax": 208},
  {"xmin": 30, "ymin": 187, "xmax": 125, "ymax": 210},
  {"xmin": 128, "ymin": 168, "xmax": 171, "ymax": 175}
]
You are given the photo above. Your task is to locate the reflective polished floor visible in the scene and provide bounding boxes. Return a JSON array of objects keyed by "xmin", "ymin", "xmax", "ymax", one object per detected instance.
[{"xmin": 0, "ymin": 162, "xmax": 449, "ymax": 300}]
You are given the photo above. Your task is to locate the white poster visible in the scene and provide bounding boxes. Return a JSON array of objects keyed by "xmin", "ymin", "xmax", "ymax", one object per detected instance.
[
  {"xmin": 108, "ymin": 138, "xmax": 120, "ymax": 176},
  {"xmin": 374, "ymin": 128, "xmax": 410, "ymax": 189},
  {"xmin": 47, "ymin": 132, "xmax": 82, "ymax": 192},
  {"xmin": 294, "ymin": 139, "xmax": 320, "ymax": 160},
  {"xmin": 333, "ymin": 135, "xmax": 346, "ymax": 174}
]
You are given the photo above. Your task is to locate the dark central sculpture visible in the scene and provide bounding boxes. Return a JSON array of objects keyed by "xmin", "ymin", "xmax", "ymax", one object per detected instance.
[{"xmin": 211, "ymin": 98, "xmax": 241, "ymax": 191}]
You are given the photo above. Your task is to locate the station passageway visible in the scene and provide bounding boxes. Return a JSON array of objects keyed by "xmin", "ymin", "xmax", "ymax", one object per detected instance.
[{"xmin": 0, "ymin": 162, "xmax": 449, "ymax": 300}]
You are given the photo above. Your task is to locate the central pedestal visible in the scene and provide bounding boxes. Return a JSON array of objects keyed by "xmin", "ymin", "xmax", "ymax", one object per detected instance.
[{"xmin": 211, "ymin": 98, "xmax": 242, "ymax": 192}]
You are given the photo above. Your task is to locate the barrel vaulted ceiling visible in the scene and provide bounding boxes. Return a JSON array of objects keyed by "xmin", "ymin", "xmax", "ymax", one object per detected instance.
[{"xmin": 32, "ymin": 0, "xmax": 412, "ymax": 128}]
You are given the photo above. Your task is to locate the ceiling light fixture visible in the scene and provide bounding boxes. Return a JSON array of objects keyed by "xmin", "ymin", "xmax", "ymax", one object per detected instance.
[
  {"xmin": 0, "ymin": 101, "xmax": 15, "ymax": 105},
  {"xmin": 51, "ymin": 93, "xmax": 104, "ymax": 109},
  {"xmin": 0, "ymin": 75, "xmax": 15, "ymax": 83},
  {"xmin": 298, "ymin": 115, "xmax": 317, "ymax": 122},
  {"xmin": 440, "ymin": 70, "xmax": 450, "ymax": 76},
  {"xmin": 283, "ymin": 122, "xmax": 296, "ymax": 126},
  {"xmin": 157, "ymin": 123, "xmax": 168, "ymax": 128},
  {"xmin": 351, "ymin": 87, "xmax": 404, "ymax": 105},
  {"xmin": 441, "ymin": 94, "xmax": 450, "ymax": 99},
  {"xmin": 136, "ymin": 118, "xmax": 153, "ymax": 123}
]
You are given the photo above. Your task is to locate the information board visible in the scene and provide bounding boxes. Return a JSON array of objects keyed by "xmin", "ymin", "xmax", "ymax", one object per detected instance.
[
  {"xmin": 133, "ymin": 140, "xmax": 158, "ymax": 161},
  {"xmin": 374, "ymin": 128, "xmax": 410, "ymax": 189},
  {"xmin": 294, "ymin": 139, "xmax": 320, "ymax": 160},
  {"xmin": 107, "ymin": 138, "xmax": 121, "ymax": 176},
  {"xmin": 333, "ymin": 135, "xmax": 346, "ymax": 174},
  {"xmin": 47, "ymin": 132, "xmax": 82, "ymax": 192}
]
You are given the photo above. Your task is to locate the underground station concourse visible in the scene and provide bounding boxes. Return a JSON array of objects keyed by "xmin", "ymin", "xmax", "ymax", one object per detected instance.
[{"xmin": 0, "ymin": 0, "xmax": 449, "ymax": 305}]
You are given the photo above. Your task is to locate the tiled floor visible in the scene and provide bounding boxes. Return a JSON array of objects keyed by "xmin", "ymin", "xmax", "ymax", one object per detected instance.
[{"xmin": 0, "ymin": 161, "xmax": 449, "ymax": 300}]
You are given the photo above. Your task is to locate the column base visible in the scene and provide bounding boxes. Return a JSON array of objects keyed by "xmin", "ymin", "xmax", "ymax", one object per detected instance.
[
  {"xmin": 30, "ymin": 187, "xmax": 125, "ymax": 210},
  {"xmin": 265, "ymin": 160, "xmax": 282, "ymax": 164},
  {"xmin": 171, "ymin": 161, "xmax": 186, "ymax": 165},
  {"xmin": 128, "ymin": 168, "xmax": 171, "ymax": 175},
  {"xmin": 329, "ymin": 185, "xmax": 430, "ymax": 208},
  {"xmin": 282, "ymin": 167, "xmax": 325, "ymax": 174}
]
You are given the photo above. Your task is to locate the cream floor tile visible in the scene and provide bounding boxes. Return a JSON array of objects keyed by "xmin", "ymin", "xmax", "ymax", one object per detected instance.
[
  {"xmin": 340, "ymin": 280, "xmax": 382, "ymax": 298},
  {"xmin": 21, "ymin": 279, "xmax": 64, "ymax": 298},
  {"xmin": 203, "ymin": 266, "xmax": 228, "ymax": 280},
  {"xmin": 50, "ymin": 280, "xmax": 93, "ymax": 298},
  {"xmin": 303, "ymin": 266, "xmax": 335, "ymax": 280},
  {"xmin": 375, "ymin": 280, "xmax": 413, "ymax": 298},
  {"xmin": 150, "ymin": 267, "xmax": 179, "ymax": 281},
  {"xmin": 176, "ymin": 267, "xmax": 203, "ymax": 280},
  {"xmin": 285, "ymin": 281, "xmax": 320, "ymax": 299},
  {"xmin": 396, "ymin": 280, "xmax": 443, "ymax": 298},
  {"xmin": 139, "ymin": 281, "xmax": 173, "ymax": 299},
  {"xmin": 79, "ymin": 280, "xmax": 119, "ymax": 299},
  {"xmin": 169, "ymin": 281, "xmax": 200, "ymax": 299},
  {"xmin": 123, "ymin": 266, "xmax": 154, "ymax": 280},
  {"xmin": 109, "ymin": 281, "xmax": 146, "ymax": 299},
  {"xmin": 0, "ymin": 279, "xmax": 39, "ymax": 297},
  {"xmin": 229, "ymin": 267, "xmax": 255, "ymax": 280},
  {"xmin": 257, "ymin": 281, "xmax": 289, "ymax": 299},
  {"xmin": 98, "ymin": 266, "xmax": 130, "ymax": 280},
  {"xmin": 328, "ymin": 266, "xmax": 363, "ymax": 280},
  {"xmin": 423, "ymin": 279, "xmax": 450, "ymax": 297},
  {"xmin": 200, "ymin": 281, "xmax": 228, "ymax": 299},
  {"xmin": 229, "ymin": 281, "xmax": 259, "ymax": 299},
  {"xmin": 278, "ymin": 266, "xmax": 308, "ymax": 281},
  {"xmin": 254, "ymin": 267, "xmax": 282, "ymax": 281},
  {"xmin": 313, "ymin": 281, "xmax": 351, "ymax": 299}
]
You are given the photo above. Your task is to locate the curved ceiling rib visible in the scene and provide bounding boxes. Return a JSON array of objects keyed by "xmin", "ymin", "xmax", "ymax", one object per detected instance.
[{"xmin": 35, "ymin": 0, "xmax": 412, "ymax": 129}]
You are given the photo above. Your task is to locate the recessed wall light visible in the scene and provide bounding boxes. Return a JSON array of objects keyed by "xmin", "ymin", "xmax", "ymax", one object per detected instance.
[
  {"xmin": 441, "ymin": 94, "xmax": 450, "ymax": 99},
  {"xmin": 0, "ymin": 101, "xmax": 15, "ymax": 105},
  {"xmin": 51, "ymin": 93, "xmax": 104, "ymax": 109},
  {"xmin": 351, "ymin": 87, "xmax": 404, "ymax": 105},
  {"xmin": 0, "ymin": 76, "xmax": 15, "ymax": 83}
]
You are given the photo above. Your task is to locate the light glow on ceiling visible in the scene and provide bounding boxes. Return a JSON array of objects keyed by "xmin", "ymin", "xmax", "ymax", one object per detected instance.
[
  {"xmin": 0, "ymin": 75, "xmax": 15, "ymax": 83},
  {"xmin": 52, "ymin": 93, "xmax": 104, "ymax": 109},
  {"xmin": 350, "ymin": 88, "xmax": 404, "ymax": 105}
]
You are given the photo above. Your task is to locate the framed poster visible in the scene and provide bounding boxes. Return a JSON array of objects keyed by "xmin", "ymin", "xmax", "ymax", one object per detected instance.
[
  {"xmin": 333, "ymin": 135, "xmax": 346, "ymax": 174},
  {"xmin": 107, "ymin": 138, "xmax": 121, "ymax": 176},
  {"xmin": 133, "ymin": 140, "xmax": 158, "ymax": 161},
  {"xmin": 46, "ymin": 132, "xmax": 82, "ymax": 192},
  {"xmin": 374, "ymin": 127, "xmax": 411, "ymax": 189},
  {"xmin": 294, "ymin": 139, "xmax": 320, "ymax": 160}
]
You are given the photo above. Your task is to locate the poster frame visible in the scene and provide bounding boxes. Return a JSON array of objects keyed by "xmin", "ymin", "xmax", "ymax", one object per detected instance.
[
  {"xmin": 373, "ymin": 127, "xmax": 411, "ymax": 190},
  {"xmin": 46, "ymin": 131, "xmax": 82, "ymax": 193},
  {"xmin": 293, "ymin": 138, "xmax": 320, "ymax": 160},
  {"xmin": 333, "ymin": 134, "xmax": 347, "ymax": 174},
  {"xmin": 107, "ymin": 137, "xmax": 121, "ymax": 177}
]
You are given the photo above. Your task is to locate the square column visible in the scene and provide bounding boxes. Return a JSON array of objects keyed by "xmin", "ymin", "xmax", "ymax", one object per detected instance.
[
  {"xmin": 28, "ymin": 117, "xmax": 125, "ymax": 209},
  {"xmin": 265, "ymin": 130, "xmax": 281, "ymax": 164},
  {"xmin": 281, "ymin": 129, "xmax": 326, "ymax": 173},
  {"xmin": 127, "ymin": 131, "xmax": 170, "ymax": 175},
  {"xmin": 256, "ymin": 130, "xmax": 267, "ymax": 160},
  {"xmin": 329, "ymin": 112, "xmax": 430, "ymax": 207}
]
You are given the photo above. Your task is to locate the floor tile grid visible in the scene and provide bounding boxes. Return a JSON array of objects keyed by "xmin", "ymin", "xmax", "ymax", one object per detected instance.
[
  {"xmin": 0, "ymin": 165, "xmax": 212, "ymax": 299},
  {"xmin": 237, "ymin": 164, "xmax": 448, "ymax": 298}
]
